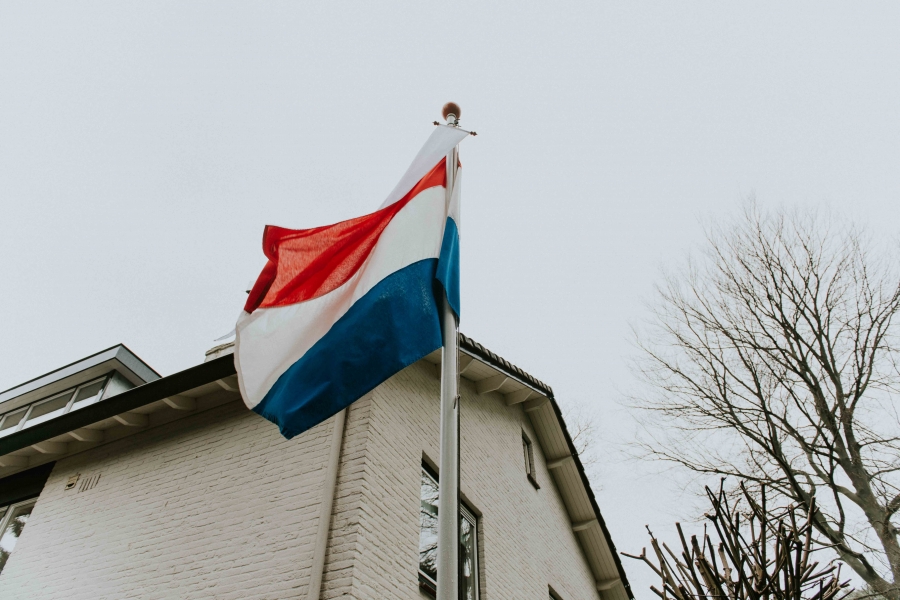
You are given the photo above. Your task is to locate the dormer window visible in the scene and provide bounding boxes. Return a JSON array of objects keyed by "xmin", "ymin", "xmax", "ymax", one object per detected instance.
[
  {"xmin": 22, "ymin": 390, "xmax": 76, "ymax": 427},
  {"xmin": 0, "ymin": 408, "xmax": 27, "ymax": 435},
  {"xmin": 0, "ymin": 375, "xmax": 120, "ymax": 438},
  {"xmin": 23, "ymin": 378, "xmax": 109, "ymax": 429},
  {"xmin": 523, "ymin": 432, "xmax": 539, "ymax": 489},
  {"xmin": 0, "ymin": 345, "xmax": 157, "ymax": 478},
  {"xmin": 70, "ymin": 379, "xmax": 107, "ymax": 411}
]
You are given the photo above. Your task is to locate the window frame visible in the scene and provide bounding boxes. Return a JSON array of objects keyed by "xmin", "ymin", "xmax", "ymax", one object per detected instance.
[
  {"xmin": 19, "ymin": 389, "xmax": 76, "ymax": 428},
  {"xmin": 0, "ymin": 497, "xmax": 38, "ymax": 574},
  {"xmin": 0, "ymin": 407, "xmax": 29, "ymax": 436},
  {"xmin": 418, "ymin": 466, "xmax": 481, "ymax": 600},
  {"xmin": 69, "ymin": 378, "xmax": 110, "ymax": 411},
  {"xmin": 523, "ymin": 432, "xmax": 540, "ymax": 490},
  {"xmin": 0, "ymin": 376, "xmax": 109, "ymax": 438}
]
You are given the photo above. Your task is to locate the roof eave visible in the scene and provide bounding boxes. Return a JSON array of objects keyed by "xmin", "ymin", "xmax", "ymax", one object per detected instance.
[{"xmin": 0, "ymin": 355, "xmax": 235, "ymax": 456}]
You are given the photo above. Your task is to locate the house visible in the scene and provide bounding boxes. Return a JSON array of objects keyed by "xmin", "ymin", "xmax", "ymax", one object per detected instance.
[{"xmin": 0, "ymin": 337, "xmax": 633, "ymax": 599}]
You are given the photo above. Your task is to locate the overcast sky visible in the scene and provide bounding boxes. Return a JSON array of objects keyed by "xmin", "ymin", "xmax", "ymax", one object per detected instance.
[{"xmin": 2, "ymin": 2, "xmax": 899, "ymax": 595}]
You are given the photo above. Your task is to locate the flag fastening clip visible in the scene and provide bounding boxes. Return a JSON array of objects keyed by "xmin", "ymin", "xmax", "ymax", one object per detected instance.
[{"xmin": 434, "ymin": 121, "xmax": 478, "ymax": 136}]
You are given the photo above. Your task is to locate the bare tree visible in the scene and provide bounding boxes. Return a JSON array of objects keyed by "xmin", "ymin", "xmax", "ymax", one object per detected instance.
[
  {"xmin": 633, "ymin": 205, "xmax": 900, "ymax": 598},
  {"xmin": 558, "ymin": 400, "xmax": 603, "ymax": 489},
  {"xmin": 563, "ymin": 402, "xmax": 599, "ymax": 470},
  {"xmin": 623, "ymin": 481, "xmax": 851, "ymax": 600}
]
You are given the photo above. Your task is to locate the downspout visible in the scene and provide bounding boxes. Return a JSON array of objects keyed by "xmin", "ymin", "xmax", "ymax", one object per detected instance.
[{"xmin": 306, "ymin": 407, "xmax": 347, "ymax": 600}]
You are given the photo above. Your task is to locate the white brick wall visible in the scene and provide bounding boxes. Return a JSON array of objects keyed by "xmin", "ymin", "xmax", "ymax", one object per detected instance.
[
  {"xmin": 0, "ymin": 361, "xmax": 600, "ymax": 600},
  {"xmin": 358, "ymin": 362, "xmax": 600, "ymax": 600}
]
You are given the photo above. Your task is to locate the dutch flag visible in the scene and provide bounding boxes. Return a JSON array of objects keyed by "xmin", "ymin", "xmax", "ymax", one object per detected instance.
[{"xmin": 235, "ymin": 125, "xmax": 468, "ymax": 439}]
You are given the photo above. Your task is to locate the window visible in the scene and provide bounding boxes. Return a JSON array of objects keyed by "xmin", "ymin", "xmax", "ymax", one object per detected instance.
[
  {"xmin": 418, "ymin": 467, "xmax": 479, "ymax": 600},
  {"xmin": 458, "ymin": 504, "xmax": 479, "ymax": 599},
  {"xmin": 70, "ymin": 379, "xmax": 106, "ymax": 411},
  {"xmin": 0, "ymin": 499, "xmax": 37, "ymax": 574},
  {"xmin": 0, "ymin": 408, "xmax": 27, "ymax": 436},
  {"xmin": 23, "ymin": 390, "xmax": 74, "ymax": 427},
  {"xmin": 0, "ymin": 377, "xmax": 109, "ymax": 438},
  {"xmin": 523, "ymin": 433, "xmax": 539, "ymax": 489}
]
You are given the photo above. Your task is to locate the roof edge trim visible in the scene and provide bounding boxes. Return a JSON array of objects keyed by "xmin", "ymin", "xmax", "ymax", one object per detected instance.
[{"xmin": 0, "ymin": 355, "xmax": 235, "ymax": 456}]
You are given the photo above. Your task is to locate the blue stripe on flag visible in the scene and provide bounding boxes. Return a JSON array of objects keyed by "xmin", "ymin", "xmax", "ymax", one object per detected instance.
[
  {"xmin": 253, "ymin": 258, "xmax": 444, "ymax": 439},
  {"xmin": 436, "ymin": 217, "xmax": 460, "ymax": 318}
]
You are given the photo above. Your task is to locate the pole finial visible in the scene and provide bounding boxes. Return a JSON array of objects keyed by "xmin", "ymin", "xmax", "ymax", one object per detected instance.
[{"xmin": 442, "ymin": 102, "xmax": 461, "ymax": 125}]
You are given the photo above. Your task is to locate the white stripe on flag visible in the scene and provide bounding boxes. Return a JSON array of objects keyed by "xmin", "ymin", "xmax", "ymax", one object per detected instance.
[
  {"xmin": 378, "ymin": 125, "xmax": 468, "ymax": 210},
  {"xmin": 236, "ymin": 185, "xmax": 446, "ymax": 408}
]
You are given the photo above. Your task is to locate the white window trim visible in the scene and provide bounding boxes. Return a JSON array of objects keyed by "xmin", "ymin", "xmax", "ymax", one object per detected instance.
[
  {"xmin": 0, "ymin": 376, "xmax": 109, "ymax": 437},
  {"xmin": 0, "ymin": 498, "xmax": 37, "ymax": 531},
  {"xmin": 0, "ymin": 407, "xmax": 29, "ymax": 437},
  {"xmin": 69, "ymin": 377, "xmax": 111, "ymax": 411},
  {"xmin": 20, "ymin": 389, "xmax": 76, "ymax": 429},
  {"xmin": 0, "ymin": 497, "xmax": 38, "ymax": 572}
]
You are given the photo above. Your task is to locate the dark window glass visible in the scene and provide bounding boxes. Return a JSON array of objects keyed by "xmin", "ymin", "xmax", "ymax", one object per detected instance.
[
  {"xmin": 523, "ymin": 433, "xmax": 539, "ymax": 489},
  {"xmin": 0, "ymin": 408, "xmax": 28, "ymax": 434},
  {"xmin": 523, "ymin": 436, "xmax": 533, "ymax": 476}
]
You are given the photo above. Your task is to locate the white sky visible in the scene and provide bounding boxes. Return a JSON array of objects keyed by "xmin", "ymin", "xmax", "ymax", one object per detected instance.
[{"xmin": 2, "ymin": 2, "xmax": 899, "ymax": 595}]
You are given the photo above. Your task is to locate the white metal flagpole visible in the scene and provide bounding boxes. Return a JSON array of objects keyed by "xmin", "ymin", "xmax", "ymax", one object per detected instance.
[{"xmin": 436, "ymin": 103, "xmax": 462, "ymax": 600}]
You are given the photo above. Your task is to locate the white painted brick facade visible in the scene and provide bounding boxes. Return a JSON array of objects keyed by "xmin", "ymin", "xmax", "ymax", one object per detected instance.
[{"xmin": 0, "ymin": 361, "xmax": 601, "ymax": 599}]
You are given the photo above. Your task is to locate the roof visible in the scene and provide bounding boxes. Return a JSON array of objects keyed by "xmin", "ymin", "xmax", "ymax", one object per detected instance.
[
  {"xmin": 0, "ymin": 344, "xmax": 159, "ymax": 413},
  {"xmin": 0, "ymin": 339, "xmax": 633, "ymax": 600}
]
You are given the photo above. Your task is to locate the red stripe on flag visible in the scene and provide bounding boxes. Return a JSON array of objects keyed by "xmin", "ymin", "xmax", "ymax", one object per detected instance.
[{"xmin": 244, "ymin": 160, "xmax": 447, "ymax": 313}]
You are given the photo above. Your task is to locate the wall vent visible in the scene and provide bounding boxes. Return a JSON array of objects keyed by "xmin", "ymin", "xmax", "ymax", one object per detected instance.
[
  {"xmin": 78, "ymin": 473, "xmax": 101, "ymax": 492},
  {"xmin": 65, "ymin": 474, "xmax": 80, "ymax": 490}
]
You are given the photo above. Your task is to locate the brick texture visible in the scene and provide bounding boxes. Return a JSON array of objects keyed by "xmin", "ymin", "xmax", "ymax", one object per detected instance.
[
  {"xmin": 359, "ymin": 362, "xmax": 600, "ymax": 600},
  {"xmin": 0, "ymin": 361, "xmax": 600, "ymax": 600}
]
